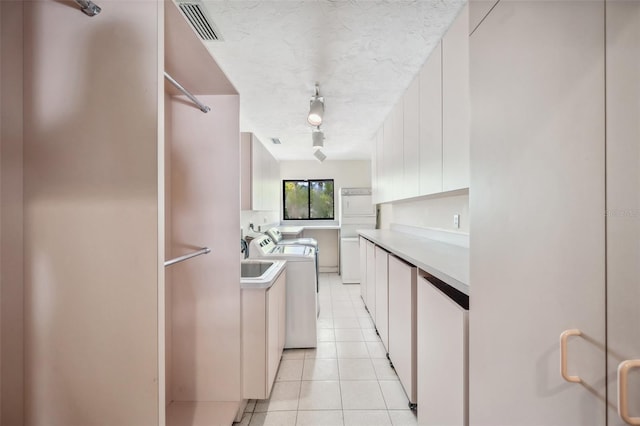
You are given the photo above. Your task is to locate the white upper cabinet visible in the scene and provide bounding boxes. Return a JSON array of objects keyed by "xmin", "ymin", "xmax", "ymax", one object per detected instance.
[
  {"xmin": 403, "ymin": 75, "xmax": 420, "ymax": 199},
  {"xmin": 241, "ymin": 132, "xmax": 280, "ymax": 211},
  {"xmin": 392, "ymin": 100, "xmax": 404, "ymax": 200},
  {"xmin": 419, "ymin": 42, "xmax": 443, "ymax": 195},
  {"xmin": 442, "ymin": 4, "xmax": 470, "ymax": 192},
  {"xmin": 371, "ymin": 4, "xmax": 469, "ymax": 203}
]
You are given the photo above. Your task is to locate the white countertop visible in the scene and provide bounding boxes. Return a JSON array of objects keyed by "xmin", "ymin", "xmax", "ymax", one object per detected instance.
[{"xmin": 358, "ymin": 229, "xmax": 469, "ymax": 295}]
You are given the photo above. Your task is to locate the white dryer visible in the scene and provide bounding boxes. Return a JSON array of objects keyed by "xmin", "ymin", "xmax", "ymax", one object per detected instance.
[{"xmin": 249, "ymin": 235, "xmax": 317, "ymax": 349}]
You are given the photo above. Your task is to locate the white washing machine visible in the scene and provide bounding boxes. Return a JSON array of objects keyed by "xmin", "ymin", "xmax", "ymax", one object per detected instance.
[
  {"xmin": 249, "ymin": 235, "xmax": 317, "ymax": 349},
  {"xmin": 265, "ymin": 227, "xmax": 319, "ymax": 293}
]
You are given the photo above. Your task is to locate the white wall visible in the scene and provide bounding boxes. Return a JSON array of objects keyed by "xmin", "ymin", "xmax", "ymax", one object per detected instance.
[{"xmin": 380, "ymin": 190, "xmax": 469, "ymax": 233}]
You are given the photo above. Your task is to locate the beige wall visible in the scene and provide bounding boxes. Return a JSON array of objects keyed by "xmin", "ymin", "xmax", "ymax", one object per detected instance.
[
  {"xmin": 384, "ymin": 190, "xmax": 470, "ymax": 233},
  {"xmin": 1, "ymin": 1, "xmax": 24, "ymax": 424}
]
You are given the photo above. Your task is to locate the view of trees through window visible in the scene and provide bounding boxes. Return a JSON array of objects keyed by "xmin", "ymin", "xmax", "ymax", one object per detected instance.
[{"xmin": 283, "ymin": 179, "xmax": 334, "ymax": 220}]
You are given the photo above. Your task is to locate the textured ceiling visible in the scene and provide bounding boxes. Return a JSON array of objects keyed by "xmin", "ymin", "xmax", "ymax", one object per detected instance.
[{"xmin": 201, "ymin": 0, "xmax": 466, "ymax": 161}]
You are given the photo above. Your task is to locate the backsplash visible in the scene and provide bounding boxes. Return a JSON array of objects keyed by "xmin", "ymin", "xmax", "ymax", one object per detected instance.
[
  {"xmin": 240, "ymin": 210, "xmax": 280, "ymax": 237},
  {"xmin": 379, "ymin": 190, "xmax": 469, "ymax": 233}
]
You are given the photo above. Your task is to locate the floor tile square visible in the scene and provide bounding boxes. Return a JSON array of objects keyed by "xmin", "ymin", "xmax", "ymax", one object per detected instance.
[
  {"xmin": 343, "ymin": 410, "xmax": 392, "ymax": 426},
  {"xmin": 249, "ymin": 411, "xmax": 297, "ymax": 426},
  {"xmin": 333, "ymin": 318, "xmax": 361, "ymax": 329},
  {"xmin": 305, "ymin": 342, "xmax": 337, "ymax": 359},
  {"xmin": 254, "ymin": 381, "xmax": 301, "ymax": 412},
  {"xmin": 371, "ymin": 359, "xmax": 399, "ymax": 380},
  {"xmin": 358, "ymin": 317, "xmax": 375, "ymax": 329},
  {"xmin": 332, "ymin": 308, "xmax": 357, "ymax": 318},
  {"xmin": 298, "ymin": 380, "xmax": 342, "ymax": 410},
  {"xmin": 302, "ymin": 358, "xmax": 339, "ymax": 381},
  {"xmin": 282, "ymin": 349, "xmax": 307, "ymax": 360},
  {"xmin": 379, "ymin": 380, "xmax": 410, "ymax": 410},
  {"xmin": 365, "ymin": 341, "xmax": 388, "ymax": 358},
  {"xmin": 334, "ymin": 328, "xmax": 364, "ymax": 342},
  {"xmin": 388, "ymin": 410, "xmax": 417, "ymax": 426},
  {"xmin": 317, "ymin": 328, "xmax": 336, "ymax": 342},
  {"xmin": 276, "ymin": 359, "xmax": 304, "ymax": 382},
  {"xmin": 338, "ymin": 358, "xmax": 377, "ymax": 380},
  {"xmin": 361, "ymin": 328, "xmax": 381, "ymax": 342},
  {"xmin": 316, "ymin": 318, "xmax": 334, "ymax": 329},
  {"xmin": 235, "ymin": 411, "xmax": 252, "ymax": 426},
  {"xmin": 295, "ymin": 410, "xmax": 344, "ymax": 426},
  {"xmin": 340, "ymin": 380, "xmax": 386, "ymax": 410},
  {"xmin": 336, "ymin": 342, "xmax": 369, "ymax": 359}
]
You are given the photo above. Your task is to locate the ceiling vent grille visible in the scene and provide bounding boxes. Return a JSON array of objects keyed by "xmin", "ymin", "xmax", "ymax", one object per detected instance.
[
  {"xmin": 271, "ymin": 138, "xmax": 282, "ymax": 145},
  {"xmin": 177, "ymin": 1, "xmax": 221, "ymax": 41}
]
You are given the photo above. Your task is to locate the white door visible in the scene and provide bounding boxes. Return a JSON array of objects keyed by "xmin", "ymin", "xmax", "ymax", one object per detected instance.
[
  {"xmin": 469, "ymin": 1, "xmax": 606, "ymax": 425},
  {"xmin": 606, "ymin": 1, "xmax": 640, "ymax": 424}
]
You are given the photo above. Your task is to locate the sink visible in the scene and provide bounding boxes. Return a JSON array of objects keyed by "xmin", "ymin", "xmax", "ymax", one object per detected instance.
[
  {"xmin": 241, "ymin": 261, "xmax": 274, "ymax": 278},
  {"xmin": 240, "ymin": 259, "xmax": 286, "ymax": 289}
]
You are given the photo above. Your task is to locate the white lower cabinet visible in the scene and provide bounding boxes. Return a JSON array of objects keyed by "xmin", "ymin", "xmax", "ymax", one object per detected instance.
[
  {"xmin": 374, "ymin": 246, "xmax": 389, "ymax": 350},
  {"xmin": 242, "ymin": 270, "xmax": 287, "ymax": 399},
  {"xmin": 365, "ymin": 239, "xmax": 376, "ymax": 319},
  {"xmin": 388, "ymin": 255, "xmax": 417, "ymax": 405},
  {"xmin": 418, "ymin": 276, "xmax": 468, "ymax": 426},
  {"xmin": 359, "ymin": 236, "xmax": 368, "ymax": 302}
]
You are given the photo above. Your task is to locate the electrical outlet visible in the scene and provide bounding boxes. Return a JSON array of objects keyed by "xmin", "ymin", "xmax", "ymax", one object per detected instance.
[{"xmin": 453, "ymin": 214, "xmax": 460, "ymax": 228}]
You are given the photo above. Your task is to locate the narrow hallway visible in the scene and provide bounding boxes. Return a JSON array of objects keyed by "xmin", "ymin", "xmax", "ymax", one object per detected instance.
[{"xmin": 236, "ymin": 273, "xmax": 418, "ymax": 426}]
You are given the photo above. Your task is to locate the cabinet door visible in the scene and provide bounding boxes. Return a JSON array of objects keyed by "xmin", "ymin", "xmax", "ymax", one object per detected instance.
[
  {"xmin": 381, "ymin": 111, "xmax": 395, "ymax": 203},
  {"xmin": 403, "ymin": 75, "xmax": 420, "ymax": 199},
  {"xmin": 469, "ymin": 2, "xmax": 606, "ymax": 425},
  {"xmin": 419, "ymin": 42, "xmax": 443, "ymax": 196},
  {"xmin": 418, "ymin": 277, "xmax": 468, "ymax": 426},
  {"xmin": 442, "ymin": 4, "xmax": 469, "ymax": 191},
  {"xmin": 251, "ymin": 136, "xmax": 264, "ymax": 210},
  {"xmin": 388, "ymin": 255, "xmax": 417, "ymax": 404},
  {"xmin": 606, "ymin": 1, "xmax": 640, "ymax": 424},
  {"xmin": 240, "ymin": 133, "xmax": 253, "ymax": 210},
  {"xmin": 359, "ymin": 237, "xmax": 368, "ymax": 302},
  {"xmin": 278, "ymin": 271, "xmax": 287, "ymax": 362},
  {"xmin": 365, "ymin": 240, "xmax": 376, "ymax": 319},
  {"xmin": 391, "ymin": 101, "xmax": 404, "ymax": 200},
  {"xmin": 374, "ymin": 246, "xmax": 389, "ymax": 350},
  {"xmin": 266, "ymin": 283, "xmax": 279, "ymax": 393},
  {"xmin": 372, "ymin": 129, "xmax": 382, "ymax": 204}
]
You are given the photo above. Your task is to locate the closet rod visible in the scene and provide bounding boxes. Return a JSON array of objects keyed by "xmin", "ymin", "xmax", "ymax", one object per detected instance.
[
  {"xmin": 164, "ymin": 72, "xmax": 211, "ymax": 113},
  {"xmin": 164, "ymin": 247, "xmax": 211, "ymax": 267},
  {"xmin": 74, "ymin": 0, "xmax": 101, "ymax": 16}
]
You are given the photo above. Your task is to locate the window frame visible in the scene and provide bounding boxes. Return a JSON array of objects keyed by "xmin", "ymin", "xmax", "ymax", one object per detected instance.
[{"xmin": 282, "ymin": 179, "xmax": 335, "ymax": 221}]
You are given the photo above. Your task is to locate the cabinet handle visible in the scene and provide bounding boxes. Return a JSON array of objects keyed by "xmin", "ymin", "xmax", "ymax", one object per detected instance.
[
  {"xmin": 618, "ymin": 359, "xmax": 640, "ymax": 425},
  {"xmin": 560, "ymin": 329, "xmax": 582, "ymax": 383}
]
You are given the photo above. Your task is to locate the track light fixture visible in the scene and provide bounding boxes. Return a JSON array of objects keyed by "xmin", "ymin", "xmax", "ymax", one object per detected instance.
[
  {"xmin": 312, "ymin": 127, "xmax": 324, "ymax": 150},
  {"xmin": 307, "ymin": 84, "xmax": 324, "ymax": 126}
]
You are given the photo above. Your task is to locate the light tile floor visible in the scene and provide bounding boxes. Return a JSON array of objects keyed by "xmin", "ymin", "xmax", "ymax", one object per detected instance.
[{"xmin": 235, "ymin": 273, "xmax": 417, "ymax": 426}]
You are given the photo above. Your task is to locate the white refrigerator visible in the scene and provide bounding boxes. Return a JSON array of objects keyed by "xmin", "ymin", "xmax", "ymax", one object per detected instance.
[{"xmin": 339, "ymin": 188, "xmax": 376, "ymax": 284}]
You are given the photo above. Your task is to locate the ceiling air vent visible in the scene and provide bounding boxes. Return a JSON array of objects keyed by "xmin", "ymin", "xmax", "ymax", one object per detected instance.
[
  {"xmin": 271, "ymin": 138, "xmax": 282, "ymax": 145},
  {"xmin": 176, "ymin": 0, "xmax": 222, "ymax": 41}
]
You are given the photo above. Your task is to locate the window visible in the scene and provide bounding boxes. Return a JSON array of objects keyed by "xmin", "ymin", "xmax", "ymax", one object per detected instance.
[{"xmin": 283, "ymin": 179, "xmax": 334, "ymax": 220}]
